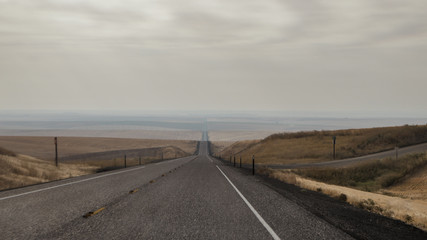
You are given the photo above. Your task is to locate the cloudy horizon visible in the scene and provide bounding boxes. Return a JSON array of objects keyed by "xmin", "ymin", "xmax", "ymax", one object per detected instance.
[{"xmin": 1, "ymin": 1, "xmax": 427, "ymax": 117}]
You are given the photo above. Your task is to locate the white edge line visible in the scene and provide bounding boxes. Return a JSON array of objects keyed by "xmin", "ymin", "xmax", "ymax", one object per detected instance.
[
  {"xmin": 0, "ymin": 166, "xmax": 146, "ymax": 201},
  {"xmin": 216, "ymin": 165, "xmax": 281, "ymax": 240}
]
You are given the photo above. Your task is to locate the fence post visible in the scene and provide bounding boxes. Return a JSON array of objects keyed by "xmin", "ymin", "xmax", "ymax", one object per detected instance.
[
  {"xmin": 234, "ymin": 156, "xmax": 236, "ymax": 167},
  {"xmin": 124, "ymin": 154, "xmax": 127, "ymax": 168},
  {"xmin": 139, "ymin": 156, "xmax": 141, "ymax": 165},
  {"xmin": 240, "ymin": 156, "xmax": 242, "ymax": 168},
  {"xmin": 332, "ymin": 136, "xmax": 336, "ymax": 160},
  {"xmin": 54, "ymin": 137, "xmax": 58, "ymax": 167},
  {"xmin": 252, "ymin": 155, "xmax": 255, "ymax": 175}
]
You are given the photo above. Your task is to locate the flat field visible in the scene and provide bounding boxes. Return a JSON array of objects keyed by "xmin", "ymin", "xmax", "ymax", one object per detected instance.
[{"xmin": 0, "ymin": 136, "xmax": 197, "ymax": 161}]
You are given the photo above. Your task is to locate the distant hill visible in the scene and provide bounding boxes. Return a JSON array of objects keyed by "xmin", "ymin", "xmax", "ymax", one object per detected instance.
[{"xmin": 213, "ymin": 125, "xmax": 427, "ymax": 165}]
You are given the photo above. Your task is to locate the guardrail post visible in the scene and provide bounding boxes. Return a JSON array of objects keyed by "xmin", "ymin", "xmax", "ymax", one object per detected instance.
[{"xmin": 252, "ymin": 155, "xmax": 255, "ymax": 175}]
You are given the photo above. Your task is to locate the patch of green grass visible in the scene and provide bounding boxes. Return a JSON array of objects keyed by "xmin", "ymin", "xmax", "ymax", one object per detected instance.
[{"xmin": 294, "ymin": 153, "xmax": 427, "ymax": 192}]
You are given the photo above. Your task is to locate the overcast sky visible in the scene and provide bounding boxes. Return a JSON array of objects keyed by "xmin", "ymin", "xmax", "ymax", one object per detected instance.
[{"xmin": 1, "ymin": 0, "xmax": 427, "ymax": 117}]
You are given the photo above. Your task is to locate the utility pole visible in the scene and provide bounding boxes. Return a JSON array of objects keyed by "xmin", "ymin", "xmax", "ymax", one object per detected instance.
[{"xmin": 54, "ymin": 137, "xmax": 58, "ymax": 167}]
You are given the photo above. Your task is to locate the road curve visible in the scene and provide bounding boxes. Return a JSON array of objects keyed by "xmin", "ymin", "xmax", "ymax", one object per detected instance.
[{"xmin": 1, "ymin": 141, "xmax": 426, "ymax": 239}]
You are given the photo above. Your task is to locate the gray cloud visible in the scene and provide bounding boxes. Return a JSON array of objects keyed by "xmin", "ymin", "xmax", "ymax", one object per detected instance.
[{"xmin": 1, "ymin": 0, "xmax": 427, "ymax": 116}]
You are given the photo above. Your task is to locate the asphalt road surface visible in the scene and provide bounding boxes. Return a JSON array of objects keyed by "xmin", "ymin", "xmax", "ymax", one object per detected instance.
[{"xmin": 1, "ymin": 141, "xmax": 426, "ymax": 239}]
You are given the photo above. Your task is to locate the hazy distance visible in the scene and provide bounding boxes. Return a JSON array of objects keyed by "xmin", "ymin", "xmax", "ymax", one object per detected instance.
[{"xmin": 1, "ymin": 111, "xmax": 426, "ymax": 141}]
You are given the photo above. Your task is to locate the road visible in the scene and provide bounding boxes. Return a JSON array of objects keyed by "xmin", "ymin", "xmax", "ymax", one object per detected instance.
[
  {"xmin": 268, "ymin": 142, "xmax": 427, "ymax": 169},
  {"xmin": 1, "ymin": 141, "xmax": 426, "ymax": 239}
]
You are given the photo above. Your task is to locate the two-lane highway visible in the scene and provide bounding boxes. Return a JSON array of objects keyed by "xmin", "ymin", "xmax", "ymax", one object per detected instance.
[
  {"xmin": 0, "ymin": 141, "xmax": 352, "ymax": 239},
  {"xmin": 1, "ymin": 140, "xmax": 426, "ymax": 239}
]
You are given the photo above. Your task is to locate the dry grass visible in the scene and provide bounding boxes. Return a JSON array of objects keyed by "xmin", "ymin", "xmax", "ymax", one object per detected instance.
[
  {"xmin": 0, "ymin": 136, "xmax": 197, "ymax": 160},
  {"xmin": 0, "ymin": 142, "xmax": 190, "ymax": 190},
  {"xmin": 0, "ymin": 146, "xmax": 16, "ymax": 157},
  {"xmin": 209, "ymin": 141, "xmax": 235, "ymax": 155},
  {"xmin": 265, "ymin": 168, "xmax": 427, "ymax": 231},
  {"xmin": 383, "ymin": 164, "xmax": 427, "ymax": 201},
  {"xmin": 0, "ymin": 154, "xmax": 96, "ymax": 191},
  {"xmin": 217, "ymin": 125, "xmax": 427, "ymax": 164},
  {"xmin": 211, "ymin": 140, "xmax": 260, "ymax": 158},
  {"xmin": 0, "ymin": 136, "xmax": 195, "ymax": 190},
  {"xmin": 294, "ymin": 153, "xmax": 427, "ymax": 192},
  {"xmin": 83, "ymin": 146, "xmax": 189, "ymax": 171}
]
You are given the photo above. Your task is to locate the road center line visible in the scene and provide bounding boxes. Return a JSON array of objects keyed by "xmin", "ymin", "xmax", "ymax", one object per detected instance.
[
  {"xmin": 216, "ymin": 166, "xmax": 281, "ymax": 240},
  {"xmin": 0, "ymin": 166, "xmax": 146, "ymax": 201}
]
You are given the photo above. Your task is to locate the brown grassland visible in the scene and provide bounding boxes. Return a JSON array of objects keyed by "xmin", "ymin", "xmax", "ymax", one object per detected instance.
[
  {"xmin": 0, "ymin": 151, "xmax": 97, "ymax": 191},
  {"xmin": 214, "ymin": 125, "xmax": 427, "ymax": 164},
  {"xmin": 0, "ymin": 137, "xmax": 197, "ymax": 190},
  {"xmin": 0, "ymin": 136, "xmax": 197, "ymax": 160}
]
